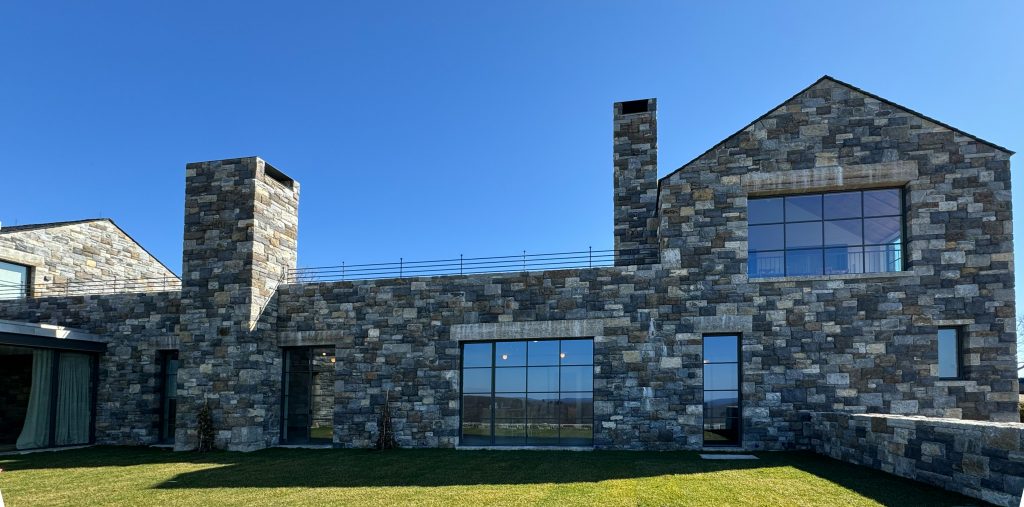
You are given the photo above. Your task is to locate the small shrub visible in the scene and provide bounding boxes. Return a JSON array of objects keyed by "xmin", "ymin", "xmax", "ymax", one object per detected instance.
[
  {"xmin": 375, "ymin": 389, "xmax": 397, "ymax": 450},
  {"xmin": 196, "ymin": 401, "xmax": 215, "ymax": 452},
  {"xmin": 1018, "ymin": 399, "xmax": 1023, "ymax": 422}
]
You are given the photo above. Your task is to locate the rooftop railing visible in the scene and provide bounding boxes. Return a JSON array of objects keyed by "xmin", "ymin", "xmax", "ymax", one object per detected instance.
[
  {"xmin": 287, "ymin": 247, "xmax": 657, "ymax": 284},
  {"xmin": 0, "ymin": 247, "xmax": 659, "ymax": 300}
]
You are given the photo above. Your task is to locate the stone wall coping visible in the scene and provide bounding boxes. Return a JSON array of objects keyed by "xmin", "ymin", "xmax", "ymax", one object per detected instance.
[
  {"xmin": 750, "ymin": 270, "xmax": 917, "ymax": 284},
  {"xmin": 0, "ymin": 318, "xmax": 103, "ymax": 343},
  {"xmin": 849, "ymin": 412, "xmax": 1024, "ymax": 430}
]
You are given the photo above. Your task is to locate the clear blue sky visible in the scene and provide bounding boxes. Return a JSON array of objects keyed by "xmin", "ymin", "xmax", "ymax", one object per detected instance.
[{"xmin": 2, "ymin": 3, "xmax": 1021, "ymax": 308}]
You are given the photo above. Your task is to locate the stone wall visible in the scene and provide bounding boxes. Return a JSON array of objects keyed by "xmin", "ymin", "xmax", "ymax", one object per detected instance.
[
  {"xmin": 656, "ymin": 77, "xmax": 1018, "ymax": 423},
  {"xmin": 0, "ymin": 219, "xmax": 177, "ymax": 295},
  {"xmin": 809, "ymin": 412, "xmax": 1024, "ymax": 507},
  {"xmin": 613, "ymin": 98, "xmax": 659, "ymax": 266}
]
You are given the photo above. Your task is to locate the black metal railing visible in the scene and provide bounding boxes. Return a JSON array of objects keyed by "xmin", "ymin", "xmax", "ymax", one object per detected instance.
[
  {"xmin": 287, "ymin": 247, "xmax": 657, "ymax": 284},
  {"xmin": 0, "ymin": 275, "xmax": 183, "ymax": 300}
]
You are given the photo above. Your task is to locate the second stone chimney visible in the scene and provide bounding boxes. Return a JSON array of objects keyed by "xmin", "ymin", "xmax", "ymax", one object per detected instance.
[{"xmin": 613, "ymin": 98, "xmax": 659, "ymax": 266}]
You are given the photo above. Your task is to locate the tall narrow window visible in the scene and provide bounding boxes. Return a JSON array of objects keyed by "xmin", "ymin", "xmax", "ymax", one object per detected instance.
[
  {"xmin": 703, "ymin": 334, "xmax": 740, "ymax": 447},
  {"xmin": 158, "ymin": 350, "xmax": 179, "ymax": 444},
  {"xmin": 0, "ymin": 261, "xmax": 30, "ymax": 300},
  {"xmin": 748, "ymin": 189, "xmax": 904, "ymax": 278},
  {"xmin": 460, "ymin": 338, "xmax": 593, "ymax": 447},
  {"xmin": 281, "ymin": 346, "xmax": 335, "ymax": 444},
  {"xmin": 938, "ymin": 327, "xmax": 962, "ymax": 379}
]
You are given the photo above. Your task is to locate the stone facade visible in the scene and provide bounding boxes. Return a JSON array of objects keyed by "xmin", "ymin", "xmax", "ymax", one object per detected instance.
[
  {"xmin": 0, "ymin": 75, "xmax": 1019, "ymax": 502},
  {"xmin": 810, "ymin": 412, "xmax": 1024, "ymax": 507},
  {"xmin": 0, "ymin": 219, "xmax": 177, "ymax": 296}
]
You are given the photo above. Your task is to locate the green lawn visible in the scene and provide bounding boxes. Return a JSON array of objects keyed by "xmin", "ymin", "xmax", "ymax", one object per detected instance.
[{"xmin": 0, "ymin": 446, "xmax": 980, "ymax": 506}]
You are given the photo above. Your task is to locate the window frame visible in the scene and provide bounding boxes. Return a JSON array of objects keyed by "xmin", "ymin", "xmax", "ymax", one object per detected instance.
[
  {"xmin": 747, "ymin": 188, "xmax": 907, "ymax": 278},
  {"xmin": 937, "ymin": 327, "xmax": 964, "ymax": 380},
  {"xmin": 702, "ymin": 333, "xmax": 742, "ymax": 447},
  {"xmin": 458, "ymin": 338, "xmax": 595, "ymax": 447},
  {"xmin": 0, "ymin": 260, "xmax": 32, "ymax": 299}
]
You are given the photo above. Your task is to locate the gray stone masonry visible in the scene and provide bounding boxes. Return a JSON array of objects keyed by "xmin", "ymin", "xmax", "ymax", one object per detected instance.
[
  {"xmin": 0, "ymin": 77, "xmax": 1019, "ymax": 504},
  {"xmin": 614, "ymin": 98, "xmax": 659, "ymax": 266},
  {"xmin": 810, "ymin": 412, "xmax": 1024, "ymax": 507}
]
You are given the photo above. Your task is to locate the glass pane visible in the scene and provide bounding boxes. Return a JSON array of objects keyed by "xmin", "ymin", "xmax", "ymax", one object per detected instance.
[
  {"xmin": 703, "ymin": 363, "xmax": 738, "ymax": 391},
  {"xmin": 938, "ymin": 328, "xmax": 960, "ymax": 378},
  {"xmin": 785, "ymin": 194, "xmax": 822, "ymax": 222},
  {"xmin": 864, "ymin": 244, "xmax": 901, "ymax": 273},
  {"xmin": 785, "ymin": 222, "xmax": 823, "ymax": 248},
  {"xmin": 863, "ymin": 189, "xmax": 901, "ymax": 217},
  {"xmin": 494, "ymin": 394, "xmax": 526, "ymax": 419},
  {"xmin": 559, "ymin": 422, "xmax": 593, "ymax": 446},
  {"xmin": 495, "ymin": 367, "xmax": 526, "ymax": 392},
  {"xmin": 823, "ymin": 192, "xmax": 862, "ymax": 220},
  {"xmin": 560, "ymin": 394, "xmax": 594, "ymax": 422},
  {"xmin": 748, "ymin": 197, "xmax": 784, "ymax": 224},
  {"xmin": 527, "ymin": 340, "xmax": 559, "ymax": 366},
  {"xmin": 462, "ymin": 368, "xmax": 491, "ymax": 393},
  {"xmin": 559, "ymin": 339, "xmax": 593, "ymax": 366},
  {"xmin": 703, "ymin": 391, "xmax": 740, "ymax": 420},
  {"xmin": 527, "ymin": 420, "xmax": 559, "ymax": 446},
  {"xmin": 526, "ymin": 393, "xmax": 559, "ymax": 419},
  {"xmin": 824, "ymin": 219, "xmax": 862, "ymax": 247},
  {"xmin": 495, "ymin": 341, "xmax": 526, "ymax": 367},
  {"xmin": 749, "ymin": 251, "xmax": 785, "ymax": 278},
  {"xmin": 461, "ymin": 423, "xmax": 491, "ymax": 446},
  {"xmin": 703, "ymin": 418, "xmax": 740, "ymax": 446},
  {"xmin": 864, "ymin": 216, "xmax": 901, "ymax": 245},
  {"xmin": 0, "ymin": 261, "xmax": 29, "ymax": 300},
  {"xmin": 703, "ymin": 335, "xmax": 738, "ymax": 363},
  {"xmin": 494, "ymin": 420, "xmax": 526, "ymax": 445},
  {"xmin": 462, "ymin": 395, "xmax": 492, "ymax": 445},
  {"xmin": 749, "ymin": 224, "xmax": 784, "ymax": 251},
  {"xmin": 786, "ymin": 249, "xmax": 823, "ymax": 276},
  {"xmin": 463, "ymin": 343, "xmax": 492, "ymax": 368},
  {"xmin": 825, "ymin": 247, "xmax": 864, "ymax": 275},
  {"xmin": 560, "ymin": 366, "xmax": 593, "ymax": 392},
  {"xmin": 527, "ymin": 367, "xmax": 558, "ymax": 392}
]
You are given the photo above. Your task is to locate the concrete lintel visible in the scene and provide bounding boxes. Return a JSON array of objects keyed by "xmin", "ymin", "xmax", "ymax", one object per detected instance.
[
  {"xmin": 0, "ymin": 318, "xmax": 103, "ymax": 343},
  {"xmin": 743, "ymin": 160, "xmax": 918, "ymax": 196},
  {"xmin": 451, "ymin": 318, "xmax": 627, "ymax": 342}
]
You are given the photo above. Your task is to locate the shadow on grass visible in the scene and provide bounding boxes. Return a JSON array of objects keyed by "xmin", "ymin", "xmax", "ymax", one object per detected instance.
[{"xmin": 0, "ymin": 446, "xmax": 982, "ymax": 506}]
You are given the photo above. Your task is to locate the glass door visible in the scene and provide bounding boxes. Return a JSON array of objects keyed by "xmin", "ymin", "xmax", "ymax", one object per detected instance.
[
  {"xmin": 282, "ymin": 346, "xmax": 335, "ymax": 444},
  {"xmin": 703, "ymin": 334, "xmax": 741, "ymax": 446},
  {"xmin": 158, "ymin": 350, "xmax": 179, "ymax": 444}
]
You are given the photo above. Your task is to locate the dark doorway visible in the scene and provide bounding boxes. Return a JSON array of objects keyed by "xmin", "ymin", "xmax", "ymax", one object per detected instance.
[
  {"xmin": 158, "ymin": 350, "xmax": 179, "ymax": 444},
  {"xmin": 281, "ymin": 347, "xmax": 335, "ymax": 445},
  {"xmin": 702, "ymin": 334, "xmax": 741, "ymax": 447}
]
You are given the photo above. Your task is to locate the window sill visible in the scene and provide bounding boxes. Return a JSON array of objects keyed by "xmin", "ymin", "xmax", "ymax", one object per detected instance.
[
  {"xmin": 749, "ymin": 271, "xmax": 915, "ymax": 283},
  {"xmin": 457, "ymin": 445, "xmax": 594, "ymax": 451}
]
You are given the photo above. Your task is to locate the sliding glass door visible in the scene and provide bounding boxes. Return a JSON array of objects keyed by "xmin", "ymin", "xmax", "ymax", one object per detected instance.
[{"xmin": 0, "ymin": 345, "xmax": 96, "ymax": 451}]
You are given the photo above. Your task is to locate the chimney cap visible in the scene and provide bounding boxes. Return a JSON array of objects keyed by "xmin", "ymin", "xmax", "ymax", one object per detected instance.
[{"xmin": 617, "ymin": 98, "xmax": 655, "ymax": 115}]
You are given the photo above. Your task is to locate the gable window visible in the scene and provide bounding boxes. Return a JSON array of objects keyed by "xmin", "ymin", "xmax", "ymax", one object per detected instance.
[
  {"xmin": 0, "ymin": 261, "xmax": 30, "ymax": 300},
  {"xmin": 460, "ymin": 338, "xmax": 594, "ymax": 447},
  {"xmin": 937, "ymin": 327, "xmax": 962, "ymax": 379},
  {"xmin": 748, "ymin": 189, "xmax": 903, "ymax": 278}
]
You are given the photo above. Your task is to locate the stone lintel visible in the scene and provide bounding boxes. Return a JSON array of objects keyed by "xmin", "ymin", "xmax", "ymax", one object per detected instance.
[
  {"xmin": 277, "ymin": 329, "xmax": 348, "ymax": 347},
  {"xmin": 451, "ymin": 318, "xmax": 628, "ymax": 341},
  {"xmin": 743, "ymin": 160, "xmax": 918, "ymax": 196},
  {"xmin": 0, "ymin": 318, "xmax": 104, "ymax": 343},
  {"xmin": 682, "ymin": 315, "xmax": 753, "ymax": 334}
]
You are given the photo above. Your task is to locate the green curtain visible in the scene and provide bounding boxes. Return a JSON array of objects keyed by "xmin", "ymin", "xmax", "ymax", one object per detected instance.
[
  {"xmin": 55, "ymin": 353, "xmax": 92, "ymax": 446},
  {"xmin": 16, "ymin": 350, "xmax": 53, "ymax": 450}
]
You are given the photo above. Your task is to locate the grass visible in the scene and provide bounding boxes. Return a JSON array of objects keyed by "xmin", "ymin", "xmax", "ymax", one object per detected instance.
[{"xmin": 0, "ymin": 446, "xmax": 982, "ymax": 507}]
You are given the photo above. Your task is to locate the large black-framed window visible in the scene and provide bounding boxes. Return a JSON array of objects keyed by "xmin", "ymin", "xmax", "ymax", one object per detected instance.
[
  {"xmin": 703, "ymin": 334, "xmax": 741, "ymax": 447},
  {"xmin": 460, "ymin": 338, "xmax": 594, "ymax": 447},
  {"xmin": 0, "ymin": 260, "xmax": 30, "ymax": 300},
  {"xmin": 937, "ymin": 327, "xmax": 963, "ymax": 380},
  {"xmin": 748, "ymin": 189, "xmax": 904, "ymax": 278},
  {"xmin": 158, "ymin": 350, "xmax": 179, "ymax": 444}
]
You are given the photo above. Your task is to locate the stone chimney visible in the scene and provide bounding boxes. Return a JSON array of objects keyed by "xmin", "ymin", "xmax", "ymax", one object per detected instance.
[
  {"xmin": 613, "ymin": 98, "xmax": 659, "ymax": 266},
  {"xmin": 175, "ymin": 156, "xmax": 299, "ymax": 451}
]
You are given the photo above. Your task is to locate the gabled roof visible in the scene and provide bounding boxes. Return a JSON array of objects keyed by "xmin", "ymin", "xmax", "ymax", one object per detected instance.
[
  {"xmin": 659, "ymin": 75, "xmax": 1014, "ymax": 185},
  {"xmin": 0, "ymin": 218, "xmax": 178, "ymax": 277}
]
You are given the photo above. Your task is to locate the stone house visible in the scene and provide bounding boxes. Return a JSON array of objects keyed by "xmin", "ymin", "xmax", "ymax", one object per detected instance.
[{"xmin": 0, "ymin": 76, "xmax": 1021, "ymax": 504}]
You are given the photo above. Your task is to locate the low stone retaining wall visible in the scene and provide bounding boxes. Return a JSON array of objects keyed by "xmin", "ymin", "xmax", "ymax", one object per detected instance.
[{"xmin": 809, "ymin": 412, "xmax": 1024, "ymax": 506}]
